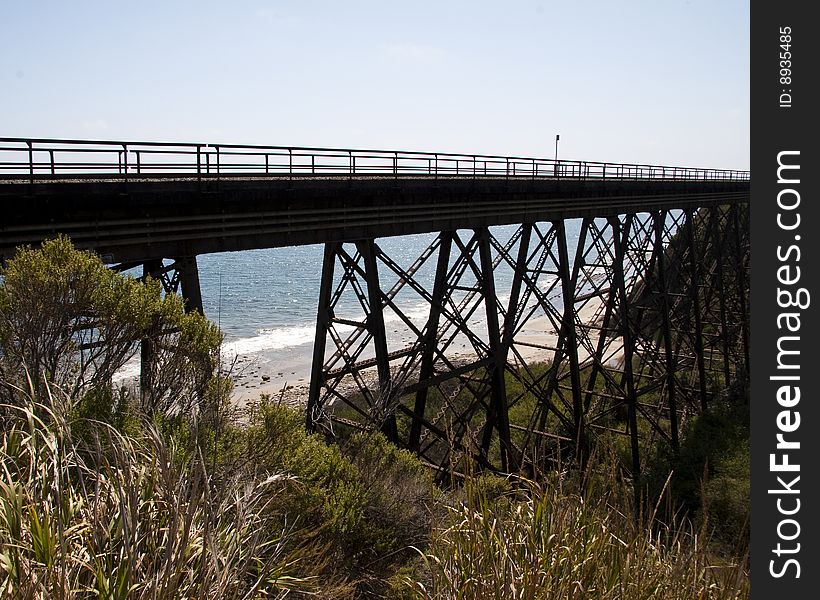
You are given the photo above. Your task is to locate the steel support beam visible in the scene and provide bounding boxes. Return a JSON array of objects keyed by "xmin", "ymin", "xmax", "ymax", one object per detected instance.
[
  {"xmin": 653, "ymin": 210, "xmax": 679, "ymax": 451},
  {"xmin": 175, "ymin": 255, "xmax": 204, "ymax": 314},
  {"xmin": 500, "ymin": 224, "xmax": 533, "ymax": 359},
  {"xmin": 708, "ymin": 209, "xmax": 732, "ymax": 386},
  {"xmin": 731, "ymin": 203, "xmax": 751, "ymax": 376},
  {"xmin": 684, "ymin": 210, "xmax": 709, "ymax": 413},
  {"xmin": 610, "ymin": 216, "xmax": 642, "ymax": 511},
  {"xmin": 307, "ymin": 242, "xmax": 338, "ymax": 431},
  {"xmin": 477, "ymin": 227, "xmax": 513, "ymax": 471},
  {"xmin": 556, "ymin": 220, "xmax": 585, "ymax": 463},
  {"xmin": 410, "ymin": 232, "xmax": 453, "ymax": 451},
  {"xmin": 305, "ymin": 201, "xmax": 748, "ymax": 481},
  {"xmin": 357, "ymin": 240, "xmax": 398, "ymax": 442}
]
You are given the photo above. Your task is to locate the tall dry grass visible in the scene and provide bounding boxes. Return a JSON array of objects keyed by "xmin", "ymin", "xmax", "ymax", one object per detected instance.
[
  {"xmin": 0, "ymin": 382, "xmax": 750, "ymax": 599},
  {"xmin": 402, "ymin": 471, "xmax": 749, "ymax": 600},
  {"xmin": 0, "ymin": 384, "xmax": 330, "ymax": 599}
]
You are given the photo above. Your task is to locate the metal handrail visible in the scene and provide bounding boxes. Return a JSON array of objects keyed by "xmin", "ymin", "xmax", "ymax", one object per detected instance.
[{"xmin": 0, "ymin": 136, "xmax": 751, "ymax": 182}]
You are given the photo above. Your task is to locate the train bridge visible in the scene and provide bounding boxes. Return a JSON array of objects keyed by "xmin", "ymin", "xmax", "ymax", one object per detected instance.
[{"xmin": 0, "ymin": 137, "xmax": 750, "ymax": 497}]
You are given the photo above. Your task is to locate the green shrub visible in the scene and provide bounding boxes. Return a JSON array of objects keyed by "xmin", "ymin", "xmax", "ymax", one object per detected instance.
[
  {"xmin": 702, "ymin": 439, "xmax": 750, "ymax": 551},
  {"xmin": 643, "ymin": 381, "xmax": 750, "ymax": 552},
  {"xmin": 245, "ymin": 396, "xmax": 436, "ymax": 596},
  {"xmin": 0, "ymin": 237, "xmax": 222, "ymax": 419}
]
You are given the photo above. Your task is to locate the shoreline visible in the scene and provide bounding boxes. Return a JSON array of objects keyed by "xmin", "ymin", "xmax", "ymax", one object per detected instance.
[{"xmin": 228, "ymin": 295, "xmax": 612, "ymax": 409}]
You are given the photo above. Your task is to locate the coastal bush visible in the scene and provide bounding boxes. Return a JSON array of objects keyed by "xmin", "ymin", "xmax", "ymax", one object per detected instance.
[
  {"xmin": 702, "ymin": 439, "xmax": 750, "ymax": 552},
  {"xmin": 643, "ymin": 380, "xmax": 750, "ymax": 552},
  {"xmin": 0, "ymin": 237, "xmax": 222, "ymax": 420},
  {"xmin": 245, "ymin": 396, "xmax": 436, "ymax": 596}
]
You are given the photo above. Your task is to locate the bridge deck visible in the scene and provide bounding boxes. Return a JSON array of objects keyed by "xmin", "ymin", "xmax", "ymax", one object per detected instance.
[{"xmin": 0, "ymin": 174, "xmax": 749, "ymax": 262}]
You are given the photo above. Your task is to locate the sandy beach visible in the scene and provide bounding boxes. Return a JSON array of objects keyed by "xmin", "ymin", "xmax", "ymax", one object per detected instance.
[{"xmin": 228, "ymin": 294, "xmax": 615, "ymax": 409}]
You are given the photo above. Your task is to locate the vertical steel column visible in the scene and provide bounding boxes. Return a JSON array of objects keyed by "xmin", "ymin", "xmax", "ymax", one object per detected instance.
[
  {"xmin": 500, "ymin": 224, "xmax": 533, "ymax": 356},
  {"xmin": 556, "ymin": 220, "xmax": 585, "ymax": 463},
  {"xmin": 685, "ymin": 210, "xmax": 709, "ymax": 412},
  {"xmin": 477, "ymin": 227, "xmax": 513, "ymax": 471},
  {"xmin": 610, "ymin": 216, "xmax": 642, "ymax": 511},
  {"xmin": 498, "ymin": 224, "xmax": 533, "ymax": 464},
  {"xmin": 409, "ymin": 232, "xmax": 453, "ymax": 451},
  {"xmin": 708, "ymin": 209, "xmax": 732, "ymax": 386},
  {"xmin": 307, "ymin": 242, "xmax": 338, "ymax": 431},
  {"xmin": 175, "ymin": 255, "xmax": 204, "ymax": 314},
  {"xmin": 580, "ymin": 219, "xmax": 618, "ymax": 411},
  {"xmin": 653, "ymin": 210, "xmax": 679, "ymax": 451},
  {"xmin": 357, "ymin": 240, "xmax": 398, "ymax": 442},
  {"xmin": 730, "ymin": 203, "xmax": 750, "ymax": 376}
]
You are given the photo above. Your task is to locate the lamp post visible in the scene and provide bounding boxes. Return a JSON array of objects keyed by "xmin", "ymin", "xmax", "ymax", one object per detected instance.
[{"xmin": 554, "ymin": 134, "xmax": 560, "ymax": 177}]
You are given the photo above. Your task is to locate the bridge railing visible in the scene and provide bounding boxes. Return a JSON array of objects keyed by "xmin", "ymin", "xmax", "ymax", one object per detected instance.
[{"xmin": 0, "ymin": 137, "xmax": 750, "ymax": 182}]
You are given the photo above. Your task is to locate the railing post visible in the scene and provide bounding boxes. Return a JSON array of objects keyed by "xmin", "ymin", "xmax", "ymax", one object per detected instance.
[
  {"xmin": 265, "ymin": 153, "xmax": 269, "ymax": 174},
  {"xmin": 122, "ymin": 144, "xmax": 128, "ymax": 182},
  {"xmin": 312, "ymin": 154, "xmax": 315, "ymax": 174},
  {"xmin": 136, "ymin": 150, "xmax": 141, "ymax": 174},
  {"xmin": 394, "ymin": 151, "xmax": 398, "ymax": 177},
  {"xmin": 49, "ymin": 150, "xmax": 55, "ymax": 175},
  {"xmin": 27, "ymin": 141, "xmax": 34, "ymax": 185}
]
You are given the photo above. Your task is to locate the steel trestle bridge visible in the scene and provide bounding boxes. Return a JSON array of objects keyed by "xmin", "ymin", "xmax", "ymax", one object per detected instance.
[{"xmin": 0, "ymin": 137, "xmax": 750, "ymax": 497}]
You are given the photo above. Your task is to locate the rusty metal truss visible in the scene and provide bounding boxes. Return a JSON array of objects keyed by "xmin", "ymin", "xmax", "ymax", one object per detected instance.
[{"xmin": 306, "ymin": 204, "xmax": 749, "ymax": 494}]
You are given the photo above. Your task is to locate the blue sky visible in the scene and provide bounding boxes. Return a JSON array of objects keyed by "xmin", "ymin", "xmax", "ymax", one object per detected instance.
[{"xmin": 1, "ymin": 0, "xmax": 749, "ymax": 169}]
